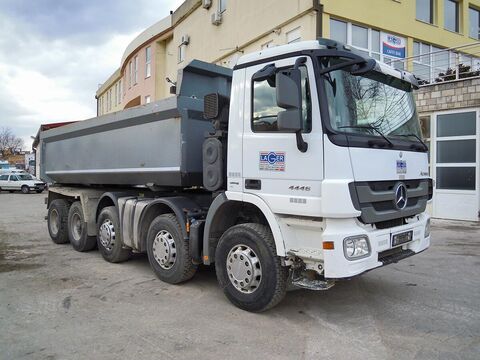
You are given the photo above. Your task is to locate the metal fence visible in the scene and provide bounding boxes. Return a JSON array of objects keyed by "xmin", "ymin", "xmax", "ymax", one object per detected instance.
[{"xmin": 391, "ymin": 42, "xmax": 480, "ymax": 86}]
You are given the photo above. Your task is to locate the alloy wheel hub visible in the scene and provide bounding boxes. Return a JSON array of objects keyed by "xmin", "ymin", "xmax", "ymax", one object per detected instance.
[
  {"xmin": 99, "ymin": 220, "xmax": 115, "ymax": 251},
  {"xmin": 152, "ymin": 230, "xmax": 177, "ymax": 269},
  {"xmin": 49, "ymin": 209, "xmax": 59, "ymax": 235},
  {"xmin": 226, "ymin": 245, "xmax": 262, "ymax": 293},
  {"xmin": 71, "ymin": 213, "xmax": 83, "ymax": 241}
]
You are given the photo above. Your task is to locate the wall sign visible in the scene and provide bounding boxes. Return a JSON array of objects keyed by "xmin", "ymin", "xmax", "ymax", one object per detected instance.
[{"xmin": 382, "ymin": 33, "xmax": 406, "ymax": 59}]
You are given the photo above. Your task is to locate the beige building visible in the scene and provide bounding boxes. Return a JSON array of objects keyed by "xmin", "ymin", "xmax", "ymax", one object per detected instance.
[
  {"xmin": 96, "ymin": 0, "xmax": 480, "ymax": 115},
  {"xmin": 96, "ymin": 0, "xmax": 320, "ymax": 114}
]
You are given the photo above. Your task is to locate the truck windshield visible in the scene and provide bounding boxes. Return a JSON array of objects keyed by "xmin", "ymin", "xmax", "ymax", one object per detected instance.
[{"xmin": 323, "ymin": 65, "xmax": 422, "ymax": 142}]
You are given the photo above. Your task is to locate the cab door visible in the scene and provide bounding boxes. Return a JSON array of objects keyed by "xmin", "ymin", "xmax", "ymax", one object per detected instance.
[{"xmin": 242, "ymin": 56, "xmax": 323, "ymax": 217}]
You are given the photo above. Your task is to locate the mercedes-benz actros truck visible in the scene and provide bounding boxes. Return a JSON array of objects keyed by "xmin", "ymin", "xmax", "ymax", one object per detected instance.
[{"xmin": 40, "ymin": 39, "xmax": 432, "ymax": 312}]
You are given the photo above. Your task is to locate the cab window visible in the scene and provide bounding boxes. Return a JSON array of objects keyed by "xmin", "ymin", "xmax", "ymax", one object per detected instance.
[
  {"xmin": 252, "ymin": 66, "xmax": 312, "ymax": 132},
  {"xmin": 10, "ymin": 175, "xmax": 19, "ymax": 181},
  {"xmin": 0, "ymin": 175, "xmax": 8, "ymax": 181}
]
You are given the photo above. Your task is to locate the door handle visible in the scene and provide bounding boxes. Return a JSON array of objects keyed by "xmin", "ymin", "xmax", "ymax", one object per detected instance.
[{"xmin": 245, "ymin": 179, "xmax": 261, "ymax": 190}]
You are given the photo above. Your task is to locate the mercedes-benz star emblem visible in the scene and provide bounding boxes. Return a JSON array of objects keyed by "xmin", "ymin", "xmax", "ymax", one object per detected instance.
[{"xmin": 394, "ymin": 182, "xmax": 408, "ymax": 210}]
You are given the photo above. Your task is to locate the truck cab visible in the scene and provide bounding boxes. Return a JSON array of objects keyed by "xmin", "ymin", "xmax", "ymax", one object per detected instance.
[{"xmin": 210, "ymin": 39, "xmax": 431, "ymax": 279}]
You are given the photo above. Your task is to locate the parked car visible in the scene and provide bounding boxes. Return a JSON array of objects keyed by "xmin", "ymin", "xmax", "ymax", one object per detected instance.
[{"xmin": 0, "ymin": 173, "xmax": 46, "ymax": 194}]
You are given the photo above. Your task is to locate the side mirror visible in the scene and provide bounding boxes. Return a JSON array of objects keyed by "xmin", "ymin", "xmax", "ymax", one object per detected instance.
[
  {"xmin": 276, "ymin": 68, "xmax": 308, "ymax": 152},
  {"xmin": 276, "ymin": 69, "xmax": 302, "ymax": 132}
]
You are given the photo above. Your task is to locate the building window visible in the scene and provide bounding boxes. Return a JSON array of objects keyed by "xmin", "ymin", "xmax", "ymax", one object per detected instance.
[
  {"xmin": 117, "ymin": 80, "xmax": 122, "ymax": 105},
  {"xmin": 219, "ymin": 0, "xmax": 227, "ymax": 13},
  {"xmin": 133, "ymin": 56, "xmax": 138, "ymax": 84},
  {"xmin": 444, "ymin": 0, "xmax": 459, "ymax": 32},
  {"xmin": 416, "ymin": 0, "xmax": 434, "ymax": 23},
  {"xmin": 413, "ymin": 41, "xmax": 449, "ymax": 81},
  {"xmin": 128, "ymin": 61, "xmax": 133, "ymax": 88},
  {"xmin": 330, "ymin": 19, "xmax": 347, "ymax": 43},
  {"xmin": 178, "ymin": 44, "xmax": 185, "ymax": 63},
  {"xmin": 145, "ymin": 95, "xmax": 151, "ymax": 104},
  {"xmin": 330, "ymin": 19, "xmax": 405, "ymax": 69},
  {"xmin": 351, "ymin": 24, "xmax": 368, "ymax": 54},
  {"xmin": 470, "ymin": 7, "xmax": 480, "ymax": 39},
  {"xmin": 145, "ymin": 46, "xmax": 151, "ymax": 78},
  {"xmin": 286, "ymin": 27, "xmax": 301, "ymax": 44}
]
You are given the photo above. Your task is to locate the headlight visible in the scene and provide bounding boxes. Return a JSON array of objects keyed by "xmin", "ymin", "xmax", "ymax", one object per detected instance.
[
  {"xmin": 343, "ymin": 235, "xmax": 371, "ymax": 260},
  {"xmin": 424, "ymin": 218, "xmax": 430, "ymax": 238}
]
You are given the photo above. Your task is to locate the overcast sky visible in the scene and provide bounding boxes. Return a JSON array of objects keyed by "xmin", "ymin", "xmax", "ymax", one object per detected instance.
[{"xmin": 0, "ymin": 0, "xmax": 184, "ymax": 150}]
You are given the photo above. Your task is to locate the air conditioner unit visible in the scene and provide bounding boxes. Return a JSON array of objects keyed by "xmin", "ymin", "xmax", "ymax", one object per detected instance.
[
  {"xmin": 211, "ymin": 11, "xmax": 222, "ymax": 26},
  {"xmin": 181, "ymin": 34, "xmax": 190, "ymax": 45},
  {"xmin": 202, "ymin": 0, "xmax": 212, "ymax": 9}
]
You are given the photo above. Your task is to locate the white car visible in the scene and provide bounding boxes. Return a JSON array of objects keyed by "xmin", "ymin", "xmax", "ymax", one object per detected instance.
[{"xmin": 0, "ymin": 173, "xmax": 46, "ymax": 194}]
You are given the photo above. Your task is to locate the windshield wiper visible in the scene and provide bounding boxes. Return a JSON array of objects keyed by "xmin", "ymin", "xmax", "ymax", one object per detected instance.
[
  {"xmin": 395, "ymin": 133, "xmax": 428, "ymax": 151},
  {"xmin": 339, "ymin": 124, "xmax": 394, "ymax": 148}
]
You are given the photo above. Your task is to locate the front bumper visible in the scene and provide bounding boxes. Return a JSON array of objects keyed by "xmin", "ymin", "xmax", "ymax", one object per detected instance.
[
  {"xmin": 33, "ymin": 183, "xmax": 46, "ymax": 190},
  {"xmin": 322, "ymin": 213, "xmax": 430, "ymax": 279}
]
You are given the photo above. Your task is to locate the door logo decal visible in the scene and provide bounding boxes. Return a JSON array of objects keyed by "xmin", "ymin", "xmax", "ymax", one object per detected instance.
[{"xmin": 259, "ymin": 152, "xmax": 285, "ymax": 171}]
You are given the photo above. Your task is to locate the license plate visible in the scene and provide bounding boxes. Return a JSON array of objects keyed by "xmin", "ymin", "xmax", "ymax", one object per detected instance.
[{"xmin": 392, "ymin": 230, "xmax": 413, "ymax": 247}]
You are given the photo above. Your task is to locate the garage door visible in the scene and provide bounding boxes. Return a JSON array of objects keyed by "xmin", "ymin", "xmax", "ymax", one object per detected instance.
[{"xmin": 433, "ymin": 110, "xmax": 479, "ymax": 221}]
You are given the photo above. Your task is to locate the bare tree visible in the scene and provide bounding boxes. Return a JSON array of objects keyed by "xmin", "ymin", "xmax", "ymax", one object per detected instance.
[{"xmin": 0, "ymin": 127, "xmax": 24, "ymax": 158}]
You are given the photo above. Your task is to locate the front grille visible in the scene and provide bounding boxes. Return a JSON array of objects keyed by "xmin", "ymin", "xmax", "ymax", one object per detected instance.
[{"xmin": 349, "ymin": 179, "xmax": 429, "ymax": 226}]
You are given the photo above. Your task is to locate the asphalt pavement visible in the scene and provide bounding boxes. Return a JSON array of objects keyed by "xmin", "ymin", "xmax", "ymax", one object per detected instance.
[{"xmin": 0, "ymin": 192, "xmax": 479, "ymax": 359}]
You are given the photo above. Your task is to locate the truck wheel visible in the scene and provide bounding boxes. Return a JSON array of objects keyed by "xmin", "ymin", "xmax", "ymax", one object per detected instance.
[
  {"xmin": 215, "ymin": 223, "xmax": 288, "ymax": 312},
  {"xmin": 48, "ymin": 199, "xmax": 70, "ymax": 244},
  {"xmin": 146, "ymin": 213, "xmax": 197, "ymax": 284},
  {"xmin": 97, "ymin": 206, "xmax": 131, "ymax": 263},
  {"xmin": 21, "ymin": 185, "xmax": 30, "ymax": 194},
  {"xmin": 68, "ymin": 201, "xmax": 97, "ymax": 252}
]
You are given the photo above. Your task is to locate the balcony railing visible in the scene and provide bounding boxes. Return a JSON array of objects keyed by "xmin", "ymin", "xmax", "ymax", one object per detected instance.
[{"xmin": 390, "ymin": 42, "xmax": 480, "ymax": 86}]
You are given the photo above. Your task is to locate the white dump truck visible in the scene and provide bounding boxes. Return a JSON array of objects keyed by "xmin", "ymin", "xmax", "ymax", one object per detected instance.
[{"xmin": 41, "ymin": 39, "xmax": 432, "ymax": 312}]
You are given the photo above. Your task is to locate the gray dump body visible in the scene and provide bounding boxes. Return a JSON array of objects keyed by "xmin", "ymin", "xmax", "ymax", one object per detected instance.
[{"xmin": 40, "ymin": 60, "xmax": 232, "ymax": 187}]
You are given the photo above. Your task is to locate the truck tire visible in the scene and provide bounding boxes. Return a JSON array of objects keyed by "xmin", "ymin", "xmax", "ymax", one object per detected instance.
[
  {"xmin": 21, "ymin": 185, "xmax": 29, "ymax": 194},
  {"xmin": 48, "ymin": 199, "xmax": 70, "ymax": 244},
  {"xmin": 146, "ymin": 213, "xmax": 197, "ymax": 284},
  {"xmin": 68, "ymin": 201, "xmax": 97, "ymax": 252},
  {"xmin": 97, "ymin": 206, "xmax": 131, "ymax": 263},
  {"xmin": 215, "ymin": 223, "xmax": 288, "ymax": 312}
]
